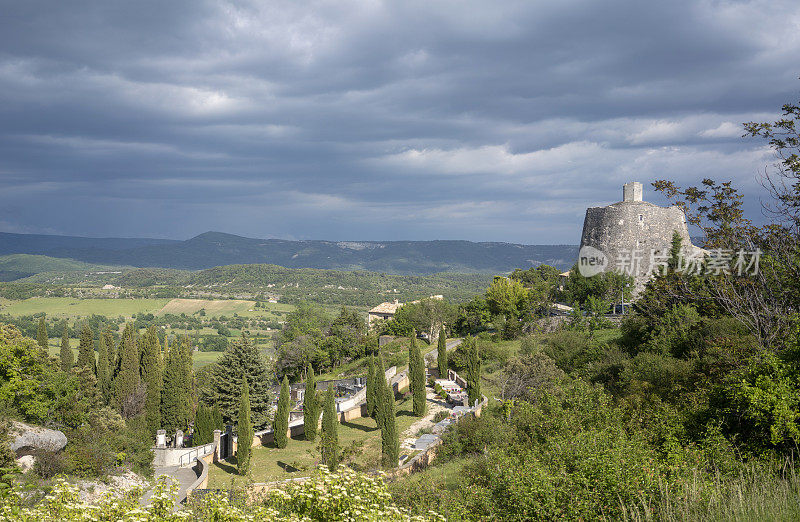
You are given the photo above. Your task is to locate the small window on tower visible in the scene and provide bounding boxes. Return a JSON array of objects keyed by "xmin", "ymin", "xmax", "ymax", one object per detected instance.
[{"xmin": 639, "ymin": 214, "xmax": 644, "ymax": 222}]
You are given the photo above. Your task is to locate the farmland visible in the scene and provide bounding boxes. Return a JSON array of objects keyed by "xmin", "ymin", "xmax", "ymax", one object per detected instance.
[
  {"xmin": 0, "ymin": 297, "xmax": 170, "ymax": 318},
  {"xmin": 0, "ymin": 297, "xmax": 294, "ymax": 320}
]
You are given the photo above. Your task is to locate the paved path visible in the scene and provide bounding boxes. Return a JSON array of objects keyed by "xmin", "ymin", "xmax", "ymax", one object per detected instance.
[
  {"xmin": 139, "ymin": 465, "xmax": 200, "ymax": 508},
  {"xmin": 424, "ymin": 338, "xmax": 463, "ymax": 367}
]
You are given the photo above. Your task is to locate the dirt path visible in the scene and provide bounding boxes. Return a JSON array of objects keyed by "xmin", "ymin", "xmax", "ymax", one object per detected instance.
[{"xmin": 400, "ymin": 390, "xmax": 451, "ymax": 450}]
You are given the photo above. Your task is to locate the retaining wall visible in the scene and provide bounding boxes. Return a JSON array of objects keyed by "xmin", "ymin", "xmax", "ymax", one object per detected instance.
[{"xmin": 153, "ymin": 441, "xmax": 215, "ymax": 468}]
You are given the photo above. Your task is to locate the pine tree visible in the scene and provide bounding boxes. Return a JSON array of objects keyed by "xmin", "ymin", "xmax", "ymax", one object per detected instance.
[
  {"xmin": 59, "ymin": 323, "xmax": 73, "ymax": 372},
  {"xmin": 97, "ymin": 329, "xmax": 110, "ymax": 403},
  {"xmin": 161, "ymin": 337, "xmax": 192, "ymax": 432},
  {"xmin": 303, "ymin": 365, "xmax": 319, "ymax": 441},
  {"xmin": 319, "ymin": 385, "xmax": 340, "ymax": 469},
  {"xmin": 410, "ymin": 332, "xmax": 426, "ymax": 417},
  {"xmin": 200, "ymin": 335, "xmax": 272, "ymax": 430},
  {"xmin": 365, "ymin": 356, "xmax": 376, "ymax": 418},
  {"xmin": 36, "ymin": 316, "xmax": 48, "ymax": 350},
  {"xmin": 273, "ymin": 376, "xmax": 290, "ymax": 448},
  {"xmin": 237, "ymin": 378, "xmax": 253, "ymax": 476},
  {"xmin": 437, "ymin": 326, "xmax": 448, "ymax": 378},
  {"xmin": 77, "ymin": 322, "xmax": 95, "ymax": 374},
  {"xmin": 141, "ymin": 326, "xmax": 163, "ymax": 434},
  {"xmin": 465, "ymin": 337, "xmax": 482, "ymax": 406},
  {"xmin": 115, "ymin": 324, "xmax": 141, "ymax": 418},
  {"xmin": 376, "ymin": 355, "xmax": 399, "ymax": 468}
]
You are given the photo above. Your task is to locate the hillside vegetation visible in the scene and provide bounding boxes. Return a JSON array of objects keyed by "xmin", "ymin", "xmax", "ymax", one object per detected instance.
[{"xmin": 0, "ymin": 231, "xmax": 578, "ymax": 274}]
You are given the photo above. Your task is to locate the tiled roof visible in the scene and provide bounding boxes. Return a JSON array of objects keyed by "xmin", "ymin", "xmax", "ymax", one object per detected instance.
[{"xmin": 368, "ymin": 301, "xmax": 402, "ymax": 314}]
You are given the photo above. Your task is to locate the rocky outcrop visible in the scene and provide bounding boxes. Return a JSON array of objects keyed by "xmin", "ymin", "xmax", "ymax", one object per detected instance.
[{"xmin": 9, "ymin": 421, "xmax": 67, "ymax": 455}]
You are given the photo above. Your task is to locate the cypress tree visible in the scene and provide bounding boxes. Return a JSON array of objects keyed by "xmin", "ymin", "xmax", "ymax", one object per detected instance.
[
  {"xmin": 303, "ymin": 365, "xmax": 319, "ymax": 441},
  {"xmin": 161, "ymin": 337, "xmax": 192, "ymax": 432},
  {"xmin": 377, "ymin": 355, "xmax": 399, "ymax": 468},
  {"xmin": 465, "ymin": 337, "xmax": 482, "ymax": 406},
  {"xmin": 104, "ymin": 328, "xmax": 118, "ymax": 381},
  {"xmin": 237, "ymin": 377, "xmax": 253, "ymax": 476},
  {"xmin": 200, "ymin": 335, "xmax": 272, "ymax": 430},
  {"xmin": 77, "ymin": 322, "xmax": 95, "ymax": 374},
  {"xmin": 59, "ymin": 323, "xmax": 73, "ymax": 372},
  {"xmin": 115, "ymin": 324, "xmax": 141, "ymax": 417},
  {"xmin": 212, "ymin": 406, "xmax": 223, "ymax": 433},
  {"xmin": 410, "ymin": 332, "xmax": 426, "ymax": 417},
  {"xmin": 194, "ymin": 404, "xmax": 217, "ymax": 445},
  {"xmin": 319, "ymin": 385, "xmax": 340, "ymax": 469},
  {"xmin": 365, "ymin": 356, "xmax": 376, "ymax": 418},
  {"xmin": 437, "ymin": 326, "xmax": 447, "ymax": 378},
  {"xmin": 36, "ymin": 316, "xmax": 48, "ymax": 350},
  {"xmin": 97, "ymin": 329, "xmax": 110, "ymax": 402},
  {"xmin": 273, "ymin": 376, "xmax": 290, "ymax": 449},
  {"xmin": 141, "ymin": 326, "xmax": 163, "ymax": 434}
]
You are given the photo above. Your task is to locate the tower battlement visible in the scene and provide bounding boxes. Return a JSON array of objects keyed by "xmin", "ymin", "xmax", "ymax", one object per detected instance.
[{"xmin": 623, "ymin": 181, "xmax": 643, "ymax": 202}]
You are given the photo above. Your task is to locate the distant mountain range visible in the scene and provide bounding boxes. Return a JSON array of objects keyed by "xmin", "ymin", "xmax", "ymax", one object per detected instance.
[{"xmin": 0, "ymin": 231, "xmax": 578, "ymax": 275}]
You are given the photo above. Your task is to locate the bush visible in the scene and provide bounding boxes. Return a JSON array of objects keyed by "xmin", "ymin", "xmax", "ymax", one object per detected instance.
[
  {"xmin": 32, "ymin": 445, "xmax": 67, "ymax": 479},
  {"xmin": 433, "ymin": 411, "xmax": 450, "ymax": 423}
]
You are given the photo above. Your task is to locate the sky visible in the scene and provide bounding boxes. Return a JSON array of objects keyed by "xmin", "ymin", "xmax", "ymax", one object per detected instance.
[{"xmin": 1, "ymin": 0, "xmax": 799, "ymax": 244}]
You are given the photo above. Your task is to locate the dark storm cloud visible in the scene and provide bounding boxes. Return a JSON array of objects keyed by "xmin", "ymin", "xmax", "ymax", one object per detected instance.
[{"xmin": 0, "ymin": 0, "xmax": 797, "ymax": 242}]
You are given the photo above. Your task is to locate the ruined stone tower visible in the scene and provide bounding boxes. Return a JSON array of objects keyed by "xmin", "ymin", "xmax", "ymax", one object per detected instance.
[{"xmin": 579, "ymin": 182, "xmax": 698, "ymax": 291}]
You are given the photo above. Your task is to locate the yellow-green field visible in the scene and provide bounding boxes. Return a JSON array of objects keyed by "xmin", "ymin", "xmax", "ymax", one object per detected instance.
[
  {"xmin": 0, "ymin": 297, "xmax": 170, "ymax": 318},
  {"xmin": 207, "ymin": 397, "xmax": 420, "ymax": 487},
  {"xmin": 0, "ymin": 297, "xmax": 294, "ymax": 320}
]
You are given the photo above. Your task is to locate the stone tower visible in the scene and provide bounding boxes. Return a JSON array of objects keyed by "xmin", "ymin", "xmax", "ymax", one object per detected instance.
[{"xmin": 578, "ymin": 182, "xmax": 698, "ymax": 291}]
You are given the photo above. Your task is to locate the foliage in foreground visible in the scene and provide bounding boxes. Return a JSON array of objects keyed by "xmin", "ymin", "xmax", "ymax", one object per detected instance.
[{"xmin": 0, "ymin": 467, "xmax": 441, "ymax": 521}]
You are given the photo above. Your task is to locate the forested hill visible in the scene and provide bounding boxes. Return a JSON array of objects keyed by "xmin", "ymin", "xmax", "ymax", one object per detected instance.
[{"xmin": 0, "ymin": 231, "xmax": 578, "ymax": 275}]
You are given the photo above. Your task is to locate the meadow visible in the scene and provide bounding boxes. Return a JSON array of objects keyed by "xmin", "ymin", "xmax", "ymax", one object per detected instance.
[{"xmin": 0, "ymin": 297, "xmax": 170, "ymax": 318}]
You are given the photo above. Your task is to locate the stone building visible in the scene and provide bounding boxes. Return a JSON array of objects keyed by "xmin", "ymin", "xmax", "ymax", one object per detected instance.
[{"xmin": 578, "ymin": 181, "xmax": 701, "ymax": 292}]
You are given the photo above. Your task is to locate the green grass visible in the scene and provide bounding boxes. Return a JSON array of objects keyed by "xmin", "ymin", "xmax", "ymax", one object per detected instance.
[
  {"xmin": 207, "ymin": 397, "xmax": 420, "ymax": 487},
  {"xmin": 192, "ymin": 351, "xmax": 223, "ymax": 370},
  {"xmin": 0, "ymin": 297, "xmax": 170, "ymax": 318}
]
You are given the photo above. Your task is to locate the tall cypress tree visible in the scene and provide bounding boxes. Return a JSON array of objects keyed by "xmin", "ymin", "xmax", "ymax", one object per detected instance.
[
  {"xmin": 200, "ymin": 335, "xmax": 272, "ymax": 430},
  {"xmin": 237, "ymin": 378, "xmax": 253, "ymax": 476},
  {"xmin": 410, "ymin": 332, "xmax": 426, "ymax": 417},
  {"xmin": 161, "ymin": 337, "xmax": 192, "ymax": 432},
  {"xmin": 303, "ymin": 365, "xmax": 319, "ymax": 441},
  {"xmin": 408, "ymin": 331, "xmax": 417, "ymax": 391},
  {"xmin": 141, "ymin": 326, "xmax": 163, "ymax": 434},
  {"xmin": 465, "ymin": 337, "xmax": 482, "ymax": 406},
  {"xmin": 437, "ymin": 326, "xmax": 448, "ymax": 378},
  {"xmin": 365, "ymin": 356, "xmax": 376, "ymax": 418},
  {"xmin": 115, "ymin": 324, "xmax": 141, "ymax": 418},
  {"xmin": 59, "ymin": 323, "xmax": 73, "ymax": 372},
  {"xmin": 377, "ymin": 355, "xmax": 399, "ymax": 468},
  {"xmin": 36, "ymin": 316, "xmax": 48, "ymax": 350},
  {"xmin": 77, "ymin": 322, "xmax": 95, "ymax": 374},
  {"xmin": 273, "ymin": 376, "xmax": 290, "ymax": 449},
  {"xmin": 320, "ymin": 385, "xmax": 340, "ymax": 469},
  {"xmin": 104, "ymin": 328, "xmax": 118, "ymax": 382},
  {"xmin": 97, "ymin": 329, "xmax": 110, "ymax": 403},
  {"xmin": 194, "ymin": 404, "xmax": 219, "ymax": 445}
]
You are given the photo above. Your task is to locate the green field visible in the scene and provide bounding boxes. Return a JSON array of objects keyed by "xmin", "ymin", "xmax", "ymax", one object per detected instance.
[
  {"xmin": 0, "ymin": 297, "xmax": 170, "ymax": 318},
  {"xmin": 0, "ymin": 297, "xmax": 294, "ymax": 320},
  {"xmin": 207, "ymin": 397, "xmax": 420, "ymax": 487}
]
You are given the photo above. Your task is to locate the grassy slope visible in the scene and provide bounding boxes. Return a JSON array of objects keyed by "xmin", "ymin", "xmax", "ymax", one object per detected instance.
[{"xmin": 0, "ymin": 254, "xmax": 124, "ymax": 273}]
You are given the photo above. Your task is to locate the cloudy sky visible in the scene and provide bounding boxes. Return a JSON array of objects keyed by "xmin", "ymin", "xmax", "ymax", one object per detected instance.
[{"xmin": 1, "ymin": 0, "xmax": 798, "ymax": 244}]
